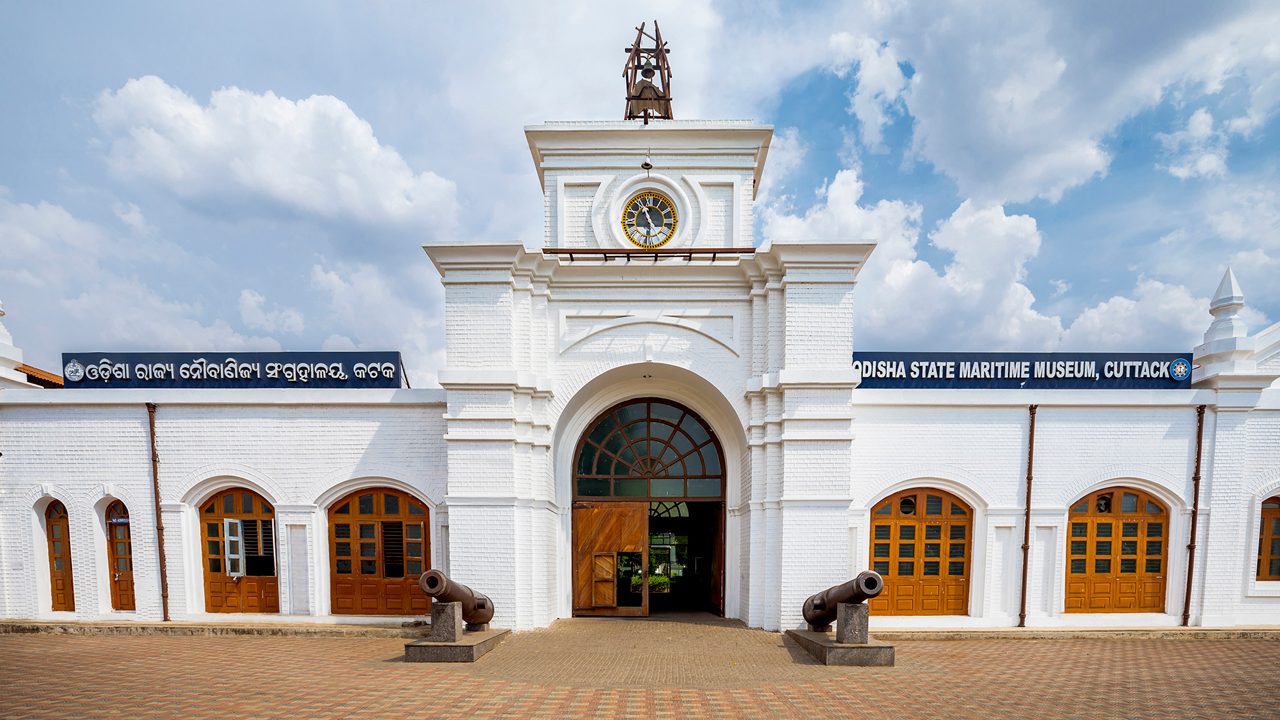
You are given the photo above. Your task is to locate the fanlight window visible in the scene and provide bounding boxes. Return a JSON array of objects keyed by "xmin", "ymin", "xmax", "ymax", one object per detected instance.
[{"xmin": 574, "ymin": 399, "xmax": 723, "ymax": 500}]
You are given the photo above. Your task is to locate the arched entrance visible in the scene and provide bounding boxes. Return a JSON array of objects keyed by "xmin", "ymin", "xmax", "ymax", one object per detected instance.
[
  {"xmin": 105, "ymin": 500, "xmax": 135, "ymax": 611},
  {"xmin": 571, "ymin": 398, "xmax": 725, "ymax": 617},
  {"xmin": 867, "ymin": 488, "xmax": 972, "ymax": 616},
  {"xmin": 200, "ymin": 487, "xmax": 279, "ymax": 613},
  {"xmin": 1065, "ymin": 486, "xmax": 1167, "ymax": 612},
  {"xmin": 45, "ymin": 500, "xmax": 75, "ymax": 612},
  {"xmin": 327, "ymin": 487, "xmax": 431, "ymax": 615}
]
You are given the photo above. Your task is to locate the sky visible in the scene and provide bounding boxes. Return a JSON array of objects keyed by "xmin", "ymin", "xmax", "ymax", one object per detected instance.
[{"xmin": 2, "ymin": 1, "xmax": 1279, "ymax": 386}]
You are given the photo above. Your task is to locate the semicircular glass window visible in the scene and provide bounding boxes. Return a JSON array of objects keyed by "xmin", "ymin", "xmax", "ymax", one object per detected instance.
[{"xmin": 574, "ymin": 399, "xmax": 723, "ymax": 501}]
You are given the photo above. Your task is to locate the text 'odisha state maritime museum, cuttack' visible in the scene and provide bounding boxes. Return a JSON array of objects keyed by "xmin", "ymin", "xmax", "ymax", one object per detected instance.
[{"xmin": 2, "ymin": 26, "xmax": 1279, "ymax": 633}]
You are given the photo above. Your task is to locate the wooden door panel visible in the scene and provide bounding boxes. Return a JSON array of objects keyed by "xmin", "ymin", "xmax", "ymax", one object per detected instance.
[{"xmin": 572, "ymin": 502, "xmax": 647, "ymax": 616}]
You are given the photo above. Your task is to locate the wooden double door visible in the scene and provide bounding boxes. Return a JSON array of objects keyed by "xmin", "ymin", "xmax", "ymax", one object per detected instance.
[{"xmin": 572, "ymin": 501, "xmax": 724, "ymax": 617}]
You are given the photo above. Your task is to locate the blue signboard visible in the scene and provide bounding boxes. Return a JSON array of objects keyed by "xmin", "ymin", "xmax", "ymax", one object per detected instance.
[
  {"xmin": 852, "ymin": 352, "xmax": 1194, "ymax": 390},
  {"xmin": 59, "ymin": 352, "xmax": 403, "ymax": 389}
]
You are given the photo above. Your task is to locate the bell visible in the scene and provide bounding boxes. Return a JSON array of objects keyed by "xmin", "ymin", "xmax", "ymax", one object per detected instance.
[{"xmin": 640, "ymin": 57, "xmax": 657, "ymax": 79}]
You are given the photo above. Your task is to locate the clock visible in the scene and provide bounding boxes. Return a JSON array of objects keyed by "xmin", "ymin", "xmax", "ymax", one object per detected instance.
[{"xmin": 621, "ymin": 190, "xmax": 678, "ymax": 248}]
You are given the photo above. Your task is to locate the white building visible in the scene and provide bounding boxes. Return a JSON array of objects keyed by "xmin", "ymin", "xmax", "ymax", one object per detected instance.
[{"xmin": 1, "ymin": 117, "xmax": 1279, "ymax": 632}]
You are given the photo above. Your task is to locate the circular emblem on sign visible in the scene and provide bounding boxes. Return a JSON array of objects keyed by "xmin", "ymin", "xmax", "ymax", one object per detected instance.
[
  {"xmin": 63, "ymin": 359, "xmax": 85, "ymax": 382},
  {"xmin": 1170, "ymin": 357, "xmax": 1191, "ymax": 382},
  {"xmin": 621, "ymin": 190, "xmax": 678, "ymax": 248}
]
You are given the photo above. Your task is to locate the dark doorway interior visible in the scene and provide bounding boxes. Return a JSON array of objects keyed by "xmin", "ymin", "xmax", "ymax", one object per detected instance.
[{"xmin": 648, "ymin": 501, "xmax": 723, "ymax": 614}]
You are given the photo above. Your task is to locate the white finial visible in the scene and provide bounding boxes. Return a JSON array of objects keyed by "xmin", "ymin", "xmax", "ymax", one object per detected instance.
[
  {"xmin": 1203, "ymin": 267, "xmax": 1248, "ymax": 344},
  {"xmin": 1210, "ymin": 267, "xmax": 1244, "ymax": 312}
]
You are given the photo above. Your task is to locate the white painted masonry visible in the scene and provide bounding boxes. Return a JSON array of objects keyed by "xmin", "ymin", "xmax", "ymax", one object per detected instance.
[{"xmin": 1, "ymin": 120, "xmax": 1278, "ymax": 631}]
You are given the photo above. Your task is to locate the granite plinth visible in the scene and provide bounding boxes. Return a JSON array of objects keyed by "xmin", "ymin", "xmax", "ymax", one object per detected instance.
[
  {"xmin": 785, "ymin": 629, "xmax": 896, "ymax": 666},
  {"xmin": 404, "ymin": 627, "xmax": 510, "ymax": 662}
]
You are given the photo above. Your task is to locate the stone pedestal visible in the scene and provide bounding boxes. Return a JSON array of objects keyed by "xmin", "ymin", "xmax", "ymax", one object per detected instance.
[
  {"xmin": 404, "ymin": 602, "xmax": 510, "ymax": 663},
  {"xmin": 787, "ymin": 602, "xmax": 894, "ymax": 667}
]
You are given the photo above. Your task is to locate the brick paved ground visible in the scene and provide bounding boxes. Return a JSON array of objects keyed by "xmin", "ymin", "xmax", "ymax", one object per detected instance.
[{"xmin": 1, "ymin": 614, "xmax": 1277, "ymax": 719}]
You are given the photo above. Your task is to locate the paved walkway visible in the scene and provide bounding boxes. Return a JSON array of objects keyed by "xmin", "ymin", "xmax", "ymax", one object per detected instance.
[{"xmin": 1, "ymin": 614, "xmax": 1276, "ymax": 718}]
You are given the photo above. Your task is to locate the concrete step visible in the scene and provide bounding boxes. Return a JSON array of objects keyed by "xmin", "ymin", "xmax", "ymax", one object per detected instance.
[{"xmin": 0, "ymin": 620, "xmax": 428, "ymax": 639}]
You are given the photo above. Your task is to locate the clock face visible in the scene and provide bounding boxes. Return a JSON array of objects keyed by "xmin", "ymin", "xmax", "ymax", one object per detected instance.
[{"xmin": 621, "ymin": 191, "xmax": 678, "ymax": 248}]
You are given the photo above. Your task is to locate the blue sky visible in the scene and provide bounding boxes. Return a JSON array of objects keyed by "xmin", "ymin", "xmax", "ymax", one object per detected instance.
[{"xmin": 2, "ymin": 1, "xmax": 1278, "ymax": 385}]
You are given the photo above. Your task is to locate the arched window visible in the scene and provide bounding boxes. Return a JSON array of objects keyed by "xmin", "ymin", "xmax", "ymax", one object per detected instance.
[
  {"xmin": 105, "ymin": 500, "xmax": 135, "ymax": 611},
  {"xmin": 1065, "ymin": 487, "xmax": 1167, "ymax": 612},
  {"xmin": 574, "ymin": 398, "xmax": 724, "ymax": 501},
  {"xmin": 867, "ymin": 488, "xmax": 972, "ymax": 616},
  {"xmin": 45, "ymin": 500, "xmax": 75, "ymax": 612},
  {"xmin": 200, "ymin": 488, "xmax": 278, "ymax": 613},
  {"xmin": 328, "ymin": 487, "xmax": 430, "ymax": 615},
  {"xmin": 1259, "ymin": 496, "xmax": 1280, "ymax": 581}
]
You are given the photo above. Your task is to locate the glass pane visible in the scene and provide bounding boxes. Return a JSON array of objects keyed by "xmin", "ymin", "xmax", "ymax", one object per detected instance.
[
  {"xmin": 408, "ymin": 503, "xmax": 425, "ymax": 516},
  {"xmin": 873, "ymin": 561, "xmax": 890, "ymax": 575},
  {"xmin": 577, "ymin": 478, "xmax": 610, "ymax": 496},
  {"xmin": 359, "ymin": 524, "xmax": 375, "ymax": 539},
  {"xmin": 899, "ymin": 525, "xmax": 916, "ymax": 540},
  {"xmin": 115, "ymin": 542, "xmax": 127, "ymax": 556},
  {"xmin": 1121, "ymin": 541, "xmax": 1137, "ymax": 555},
  {"xmin": 229, "ymin": 540, "xmax": 240, "ymax": 554},
  {"xmin": 228, "ymin": 559, "xmax": 241, "ymax": 574},
  {"xmin": 335, "ymin": 542, "xmax": 351, "ymax": 557},
  {"xmin": 950, "ymin": 543, "xmax": 966, "ymax": 558},
  {"xmin": 53, "ymin": 541, "xmax": 62, "ymax": 554},
  {"xmin": 1071, "ymin": 541, "xmax": 1086, "ymax": 555},
  {"xmin": 1147, "ymin": 501, "xmax": 1162, "ymax": 514},
  {"xmin": 243, "ymin": 493, "xmax": 253, "ymax": 514},
  {"xmin": 702, "ymin": 449, "xmax": 721, "ymax": 476},
  {"xmin": 209, "ymin": 558, "xmax": 221, "ymax": 573},
  {"xmin": 577, "ymin": 446, "xmax": 596, "ymax": 475},
  {"xmin": 951, "ymin": 503, "xmax": 967, "ymax": 516},
  {"xmin": 595, "ymin": 452, "xmax": 614, "ymax": 476},
  {"xmin": 1096, "ymin": 493, "xmax": 1113, "ymax": 513},
  {"xmin": 899, "ymin": 496, "xmax": 917, "ymax": 516},
  {"xmin": 923, "ymin": 561, "xmax": 940, "ymax": 576},
  {"xmin": 1269, "ymin": 559, "xmax": 1280, "ymax": 577},
  {"xmin": 1272, "ymin": 518, "xmax": 1280, "ymax": 535},
  {"xmin": 1070, "ymin": 559, "xmax": 1086, "ymax": 574},
  {"xmin": 873, "ymin": 543, "xmax": 890, "ymax": 558},
  {"xmin": 925, "ymin": 525, "xmax": 942, "ymax": 540},
  {"xmin": 1120, "ymin": 558, "xmax": 1137, "ymax": 573},
  {"xmin": 406, "ymin": 524, "xmax": 422, "ymax": 540},
  {"xmin": 1121, "ymin": 493, "xmax": 1138, "ymax": 513},
  {"xmin": 925, "ymin": 495, "xmax": 943, "ymax": 515},
  {"xmin": 361, "ymin": 560, "xmax": 376, "ymax": 574},
  {"xmin": 1272, "ymin": 539, "xmax": 1280, "ymax": 556},
  {"xmin": 407, "ymin": 542, "xmax": 423, "ymax": 558},
  {"xmin": 1096, "ymin": 523, "xmax": 1113, "ymax": 538},
  {"xmin": 1095, "ymin": 541, "xmax": 1112, "ymax": 556},
  {"xmin": 1072, "ymin": 499, "xmax": 1088, "ymax": 513},
  {"xmin": 358, "ymin": 494, "xmax": 374, "ymax": 514},
  {"xmin": 208, "ymin": 522, "xmax": 219, "ymax": 537},
  {"xmin": 925, "ymin": 543, "xmax": 940, "ymax": 557},
  {"xmin": 335, "ymin": 503, "xmax": 349, "ymax": 515},
  {"xmin": 873, "ymin": 525, "xmax": 891, "ymax": 540},
  {"xmin": 384, "ymin": 494, "xmax": 400, "ymax": 515},
  {"xmin": 898, "ymin": 544, "xmax": 915, "ymax": 558},
  {"xmin": 1095, "ymin": 559, "xmax": 1111, "ymax": 573},
  {"xmin": 224, "ymin": 495, "xmax": 234, "ymax": 514},
  {"xmin": 1147, "ymin": 541, "xmax": 1164, "ymax": 556},
  {"xmin": 679, "ymin": 415, "xmax": 708, "ymax": 445},
  {"xmin": 336, "ymin": 559, "xmax": 351, "ymax": 574},
  {"xmin": 360, "ymin": 543, "xmax": 376, "ymax": 557},
  {"xmin": 1147, "ymin": 522, "xmax": 1162, "ymax": 538},
  {"xmin": 115, "ymin": 526, "xmax": 126, "ymax": 539},
  {"xmin": 687, "ymin": 478, "xmax": 721, "ymax": 497},
  {"xmin": 898, "ymin": 561, "xmax": 914, "ymax": 576},
  {"xmin": 208, "ymin": 540, "xmax": 220, "ymax": 556},
  {"xmin": 1146, "ymin": 559, "xmax": 1162, "ymax": 573},
  {"xmin": 407, "ymin": 560, "xmax": 423, "ymax": 576},
  {"xmin": 205, "ymin": 503, "xmax": 214, "ymax": 514},
  {"xmin": 335, "ymin": 524, "xmax": 351, "ymax": 539},
  {"xmin": 950, "ymin": 525, "xmax": 966, "ymax": 540},
  {"xmin": 51, "ymin": 525, "xmax": 62, "ymax": 539},
  {"xmin": 875, "ymin": 502, "xmax": 891, "ymax": 516},
  {"xmin": 651, "ymin": 479, "xmax": 683, "ymax": 497},
  {"xmin": 1071, "ymin": 522, "xmax": 1087, "ymax": 538},
  {"xmin": 616, "ymin": 478, "xmax": 647, "ymax": 497},
  {"xmin": 117, "ymin": 558, "xmax": 129, "ymax": 571},
  {"xmin": 53, "ymin": 558, "xmax": 63, "ymax": 571},
  {"xmin": 948, "ymin": 562, "xmax": 965, "ymax": 576},
  {"xmin": 1122, "ymin": 522, "xmax": 1138, "ymax": 537}
]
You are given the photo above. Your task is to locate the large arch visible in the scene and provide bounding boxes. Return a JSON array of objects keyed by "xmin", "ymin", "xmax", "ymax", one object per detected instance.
[{"xmin": 552, "ymin": 362, "xmax": 750, "ymax": 620}]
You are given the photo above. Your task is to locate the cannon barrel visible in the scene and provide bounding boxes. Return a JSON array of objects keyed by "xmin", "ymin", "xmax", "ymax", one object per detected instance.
[
  {"xmin": 418, "ymin": 569, "xmax": 495, "ymax": 626},
  {"xmin": 801, "ymin": 571, "xmax": 884, "ymax": 627}
]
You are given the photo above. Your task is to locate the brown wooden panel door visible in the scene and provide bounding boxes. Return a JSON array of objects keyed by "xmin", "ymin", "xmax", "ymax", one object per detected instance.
[
  {"xmin": 105, "ymin": 501, "xmax": 135, "ymax": 611},
  {"xmin": 200, "ymin": 488, "xmax": 280, "ymax": 614},
  {"xmin": 45, "ymin": 501, "xmax": 75, "ymax": 612},
  {"xmin": 1065, "ymin": 487, "xmax": 1167, "ymax": 613},
  {"xmin": 572, "ymin": 501, "xmax": 648, "ymax": 616},
  {"xmin": 328, "ymin": 488, "xmax": 431, "ymax": 615},
  {"xmin": 867, "ymin": 489, "xmax": 972, "ymax": 616}
]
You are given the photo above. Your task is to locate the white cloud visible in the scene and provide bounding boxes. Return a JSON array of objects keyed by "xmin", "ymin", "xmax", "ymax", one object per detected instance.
[
  {"xmin": 1158, "ymin": 108, "xmax": 1228, "ymax": 179},
  {"xmin": 755, "ymin": 127, "xmax": 807, "ymax": 213},
  {"xmin": 828, "ymin": 33, "xmax": 908, "ymax": 152},
  {"xmin": 238, "ymin": 289, "xmax": 304, "ymax": 334},
  {"xmin": 94, "ymin": 76, "xmax": 459, "ymax": 233}
]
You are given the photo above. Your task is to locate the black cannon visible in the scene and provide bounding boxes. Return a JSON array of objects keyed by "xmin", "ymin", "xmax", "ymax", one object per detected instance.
[
  {"xmin": 801, "ymin": 570, "xmax": 884, "ymax": 629},
  {"xmin": 418, "ymin": 569, "xmax": 495, "ymax": 627}
]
